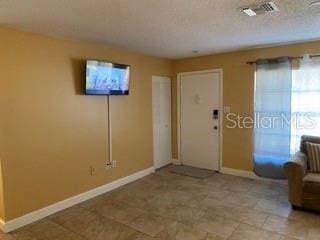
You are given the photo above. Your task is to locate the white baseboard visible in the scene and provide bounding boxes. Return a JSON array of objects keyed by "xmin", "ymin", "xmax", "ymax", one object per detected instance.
[
  {"xmin": 0, "ymin": 166, "xmax": 155, "ymax": 233},
  {"xmin": 172, "ymin": 158, "xmax": 181, "ymax": 165},
  {"xmin": 220, "ymin": 167, "xmax": 287, "ymax": 184}
]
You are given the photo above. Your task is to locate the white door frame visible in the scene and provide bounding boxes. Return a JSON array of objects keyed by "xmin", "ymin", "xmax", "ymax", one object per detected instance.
[{"xmin": 177, "ymin": 69, "xmax": 223, "ymax": 171}]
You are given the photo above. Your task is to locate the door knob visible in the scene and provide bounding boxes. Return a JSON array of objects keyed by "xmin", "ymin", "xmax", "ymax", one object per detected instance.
[{"xmin": 213, "ymin": 126, "xmax": 218, "ymax": 130}]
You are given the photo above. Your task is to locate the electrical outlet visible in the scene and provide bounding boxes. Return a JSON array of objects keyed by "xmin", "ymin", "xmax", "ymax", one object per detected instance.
[
  {"xmin": 106, "ymin": 162, "xmax": 111, "ymax": 170},
  {"xmin": 112, "ymin": 160, "xmax": 117, "ymax": 168},
  {"xmin": 90, "ymin": 166, "xmax": 96, "ymax": 176}
]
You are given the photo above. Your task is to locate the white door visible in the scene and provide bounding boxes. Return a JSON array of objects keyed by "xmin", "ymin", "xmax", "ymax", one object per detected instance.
[
  {"xmin": 152, "ymin": 76, "xmax": 172, "ymax": 169},
  {"xmin": 180, "ymin": 71, "xmax": 221, "ymax": 170}
]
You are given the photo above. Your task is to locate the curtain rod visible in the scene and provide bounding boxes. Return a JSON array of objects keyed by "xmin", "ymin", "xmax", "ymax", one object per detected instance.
[{"xmin": 246, "ymin": 54, "xmax": 320, "ymax": 65}]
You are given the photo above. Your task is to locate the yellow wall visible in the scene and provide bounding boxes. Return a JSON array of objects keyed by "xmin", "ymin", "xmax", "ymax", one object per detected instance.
[
  {"xmin": 0, "ymin": 116, "xmax": 4, "ymax": 219},
  {"xmin": 172, "ymin": 41, "xmax": 320, "ymax": 172},
  {"xmin": 0, "ymin": 27, "xmax": 172, "ymax": 221},
  {"xmin": 0, "ymin": 160, "xmax": 4, "ymax": 220}
]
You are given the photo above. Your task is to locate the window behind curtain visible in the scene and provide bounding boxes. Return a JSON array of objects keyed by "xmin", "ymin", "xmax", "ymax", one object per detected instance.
[
  {"xmin": 291, "ymin": 58, "xmax": 320, "ymax": 153},
  {"xmin": 254, "ymin": 57, "xmax": 320, "ymax": 179},
  {"xmin": 254, "ymin": 57, "xmax": 292, "ymax": 179}
]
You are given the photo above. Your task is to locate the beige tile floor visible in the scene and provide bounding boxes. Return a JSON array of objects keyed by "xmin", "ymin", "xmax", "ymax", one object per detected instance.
[{"xmin": 1, "ymin": 165, "xmax": 320, "ymax": 240}]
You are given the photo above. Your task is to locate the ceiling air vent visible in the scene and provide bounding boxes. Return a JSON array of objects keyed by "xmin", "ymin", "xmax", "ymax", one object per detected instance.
[
  {"xmin": 242, "ymin": 1, "xmax": 279, "ymax": 16},
  {"xmin": 260, "ymin": 2, "xmax": 279, "ymax": 12}
]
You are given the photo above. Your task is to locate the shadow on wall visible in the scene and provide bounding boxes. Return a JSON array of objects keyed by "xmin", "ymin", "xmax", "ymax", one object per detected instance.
[{"xmin": 71, "ymin": 59, "xmax": 86, "ymax": 95}]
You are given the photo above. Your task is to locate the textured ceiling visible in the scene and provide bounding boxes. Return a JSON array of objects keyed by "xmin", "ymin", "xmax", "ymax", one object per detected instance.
[{"xmin": 0, "ymin": 0, "xmax": 319, "ymax": 59}]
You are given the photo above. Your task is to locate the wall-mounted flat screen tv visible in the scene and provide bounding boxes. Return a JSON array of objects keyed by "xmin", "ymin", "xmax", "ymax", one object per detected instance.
[{"xmin": 85, "ymin": 60, "xmax": 130, "ymax": 95}]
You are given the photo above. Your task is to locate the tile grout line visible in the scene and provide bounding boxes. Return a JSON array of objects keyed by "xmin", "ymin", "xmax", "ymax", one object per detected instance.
[
  {"xmin": 50, "ymin": 207, "xmax": 148, "ymax": 240},
  {"xmin": 225, "ymin": 221, "xmax": 242, "ymax": 240},
  {"xmin": 261, "ymin": 213, "xmax": 271, "ymax": 229},
  {"xmin": 46, "ymin": 218, "xmax": 89, "ymax": 240}
]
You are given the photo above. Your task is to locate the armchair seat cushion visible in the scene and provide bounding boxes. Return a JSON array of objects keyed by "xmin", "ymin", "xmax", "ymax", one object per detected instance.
[
  {"xmin": 285, "ymin": 136, "xmax": 320, "ymax": 211},
  {"xmin": 303, "ymin": 173, "xmax": 320, "ymax": 193}
]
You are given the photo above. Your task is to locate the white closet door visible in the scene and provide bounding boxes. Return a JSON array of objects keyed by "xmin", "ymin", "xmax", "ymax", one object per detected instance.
[{"xmin": 152, "ymin": 76, "xmax": 172, "ymax": 169}]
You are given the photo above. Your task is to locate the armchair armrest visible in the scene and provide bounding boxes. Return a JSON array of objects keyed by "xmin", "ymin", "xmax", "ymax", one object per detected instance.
[{"xmin": 284, "ymin": 151, "xmax": 308, "ymax": 206}]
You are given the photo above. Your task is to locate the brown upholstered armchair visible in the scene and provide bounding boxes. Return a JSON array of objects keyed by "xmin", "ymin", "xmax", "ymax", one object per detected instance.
[{"xmin": 284, "ymin": 135, "xmax": 320, "ymax": 211}]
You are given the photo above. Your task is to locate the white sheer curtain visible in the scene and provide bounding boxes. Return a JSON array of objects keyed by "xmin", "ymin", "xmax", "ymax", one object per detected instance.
[
  {"xmin": 291, "ymin": 58, "xmax": 320, "ymax": 153},
  {"xmin": 254, "ymin": 57, "xmax": 292, "ymax": 179}
]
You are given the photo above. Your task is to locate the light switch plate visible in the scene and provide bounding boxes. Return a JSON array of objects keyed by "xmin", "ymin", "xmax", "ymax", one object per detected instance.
[{"xmin": 223, "ymin": 106, "xmax": 231, "ymax": 113}]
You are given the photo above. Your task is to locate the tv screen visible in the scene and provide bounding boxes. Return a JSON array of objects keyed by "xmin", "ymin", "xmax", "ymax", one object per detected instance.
[{"xmin": 85, "ymin": 60, "xmax": 130, "ymax": 95}]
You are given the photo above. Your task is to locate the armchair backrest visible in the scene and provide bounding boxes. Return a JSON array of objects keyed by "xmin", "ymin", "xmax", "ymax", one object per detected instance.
[{"xmin": 300, "ymin": 135, "xmax": 320, "ymax": 154}]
